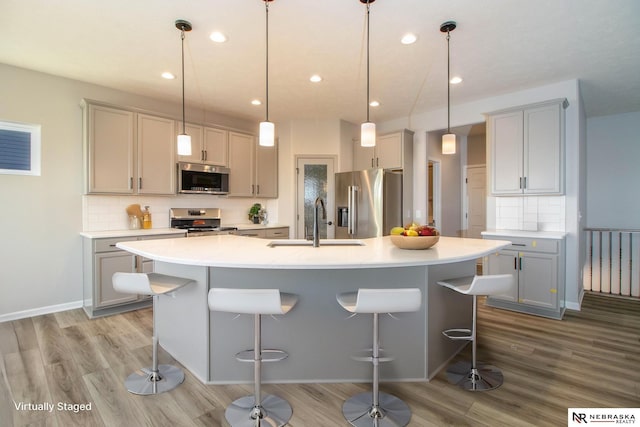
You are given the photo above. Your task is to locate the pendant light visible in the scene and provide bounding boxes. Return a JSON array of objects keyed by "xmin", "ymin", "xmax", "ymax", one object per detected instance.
[
  {"xmin": 259, "ymin": 0, "xmax": 275, "ymax": 147},
  {"xmin": 176, "ymin": 19, "xmax": 192, "ymax": 156},
  {"xmin": 360, "ymin": 0, "xmax": 376, "ymax": 148},
  {"xmin": 441, "ymin": 21, "xmax": 456, "ymax": 155}
]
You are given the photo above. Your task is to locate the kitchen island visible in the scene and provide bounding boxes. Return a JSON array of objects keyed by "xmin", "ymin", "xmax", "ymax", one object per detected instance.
[{"xmin": 116, "ymin": 235, "xmax": 510, "ymax": 385}]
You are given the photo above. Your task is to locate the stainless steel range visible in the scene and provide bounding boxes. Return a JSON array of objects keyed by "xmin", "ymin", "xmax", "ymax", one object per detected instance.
[{"xmin": 170, "ymin": 208, "xmax": 237, "ymax": 237}]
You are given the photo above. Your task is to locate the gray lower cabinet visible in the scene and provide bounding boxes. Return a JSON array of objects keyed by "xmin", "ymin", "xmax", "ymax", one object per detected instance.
[
  {"xmin": 483, "ymin": 234, "xmax": 565, "ymax": 319},
  {"xmin": 83, "ymin": 233, "xmax": 183, "ymax": 318}
]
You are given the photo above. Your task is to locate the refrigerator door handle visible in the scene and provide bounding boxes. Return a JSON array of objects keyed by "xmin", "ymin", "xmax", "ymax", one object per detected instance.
[
  {"xmin": 348, "ymin": 185, "xmax": 358, "ymax": 236},
  {"xmin": 347, "ymin": 186, "xmax": 353, "ymax": 235}
]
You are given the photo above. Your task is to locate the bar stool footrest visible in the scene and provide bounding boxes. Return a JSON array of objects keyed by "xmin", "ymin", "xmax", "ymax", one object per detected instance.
[
  {"xmin": 442, "ymin": 328, "xmax": 472, "ymax": 340},
  {"xmin": 235, "ymin": 349, "xmax": 288, "ymax": 363},
  {"xmin": 351, "ymin": 348, "xmax": 394, "ymax": 363}
]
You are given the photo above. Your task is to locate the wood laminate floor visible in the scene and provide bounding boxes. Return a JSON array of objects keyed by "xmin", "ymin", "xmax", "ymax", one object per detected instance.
[{"xmin": 1, "ymin": 293, "xmax": 638, "ymax": 427}]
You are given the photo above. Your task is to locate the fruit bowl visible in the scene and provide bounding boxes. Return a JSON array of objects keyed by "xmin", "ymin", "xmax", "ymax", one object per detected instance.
[{"xmin": 390, "ymin": 233, "xmax": 440, "ymax": 250}]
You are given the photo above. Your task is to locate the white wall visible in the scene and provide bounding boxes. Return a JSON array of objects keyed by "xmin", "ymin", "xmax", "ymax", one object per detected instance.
[
  {"xmin": 586, "ymin": 111, "xmax": 640, "ymax": 228},
  {"xmin": 0, "ymin": 63, "xmax": 255, "ymax": 319}
]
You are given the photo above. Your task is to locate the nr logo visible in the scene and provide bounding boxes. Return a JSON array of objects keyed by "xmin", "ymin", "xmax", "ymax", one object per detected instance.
[{"xmin": 573, "ymin": 412, "xmax": 588, "ymax": 423}]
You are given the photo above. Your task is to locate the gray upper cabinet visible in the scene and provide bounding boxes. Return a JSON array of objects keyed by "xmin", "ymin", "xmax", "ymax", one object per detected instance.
[
  {"xmin": 177, "ymin": 123, "xmax": 229, "ymax": 166},
  {"xmin": 353, "ymin": 129, "xmax": 412, "ymax": 171},
  {"xmin": 84, "ymin": 103, "xmax": 135, "ymax": 194},
  {"xmin": 228, "ymin": 131, "xmax": 278, "ymax": 198},
  {"xmin": 83, "ymin": 100, "xmax": 176, "ymax": 195},
  {"xmin": 487, "ymin": 99, "xmax": 567, "ymax": 195},
  {"xmin": 137, "ymin": 113, "xmax": 176, "ymax": 194}
]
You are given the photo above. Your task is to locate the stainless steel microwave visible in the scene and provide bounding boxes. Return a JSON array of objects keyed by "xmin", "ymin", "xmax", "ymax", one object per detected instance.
[{"xmin": 177, "ymin": 162, "xmax": 230, "ymax": 195}]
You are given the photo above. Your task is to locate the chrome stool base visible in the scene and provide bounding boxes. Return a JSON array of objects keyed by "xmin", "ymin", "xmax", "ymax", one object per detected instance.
[
  {"xmin": 124, "ymin": 364, "xmax": 185, "ymax": 395},
  {"xmin": 225, "ymin": 394, "xmax": 293, "ymax": 427},
  {"xmin": 445, "ymin": 361, "xmax": 504, "ymax": 391},
  {"xmin": 342, "ymin": 391, "xmax": 412, "ymax": 427}
]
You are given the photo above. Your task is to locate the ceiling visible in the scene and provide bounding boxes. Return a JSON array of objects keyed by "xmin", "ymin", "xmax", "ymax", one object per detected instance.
[{"xmin": 2, "ymin": 0, "xmax": 639, "ymax": 125}]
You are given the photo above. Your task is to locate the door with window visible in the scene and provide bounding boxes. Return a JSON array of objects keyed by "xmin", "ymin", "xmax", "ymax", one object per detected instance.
[{"xmin": 296, "ymin": 157, "xmax": 335, "ymax": 239}]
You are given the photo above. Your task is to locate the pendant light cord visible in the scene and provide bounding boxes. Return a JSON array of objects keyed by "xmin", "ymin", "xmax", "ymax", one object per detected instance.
[
  {"xmin": 265, "ymin": 1, "xmax": 270, "ymax": 122},
  {"xmin": 446, "ymin": 30, "xmax": 451, "ymax": 134},
  {"xmin": 365, "ymin": 0, "xmax": 371, "ymax": 123},
  {"xmin": 181, "ymin": 29, "xmax": 186, "ymax": 134}
]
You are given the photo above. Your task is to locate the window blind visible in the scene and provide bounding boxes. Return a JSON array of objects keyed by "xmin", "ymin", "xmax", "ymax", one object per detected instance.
[{"xmin": 0, "ymin": 129, "xmax": 31, "ymax": 171}]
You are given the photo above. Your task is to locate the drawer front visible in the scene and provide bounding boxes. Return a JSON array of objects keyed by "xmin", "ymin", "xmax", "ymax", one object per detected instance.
[
  {"xmin": 233, "ymin": 229, "xmax": 267, "ymax": 238},
  {"xmin": 94, "ymin": 237, "xmax": 136, "ymax": 253},
  {"xmin": 485, "ymin": 235, "xmax": 558, "ymax": 254},
  {"xmin": 265, "ymin": 228, "xmax": 289, "ymax": 239}
]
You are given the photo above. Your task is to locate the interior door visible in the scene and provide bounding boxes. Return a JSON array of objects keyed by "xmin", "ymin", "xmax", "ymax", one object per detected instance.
[
  {"xmin": 296, "ymin": 157, "xmax": 335, "ymax": 239},
  {"xmin": 465, "ymin": 165, "xmax": 486, "ymax": 238}
]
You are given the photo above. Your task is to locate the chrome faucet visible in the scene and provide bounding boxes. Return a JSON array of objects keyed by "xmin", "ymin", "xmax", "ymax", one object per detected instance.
[{"xmin": 313, "ymin": 197, "xmax": 326, "ymax": 247}]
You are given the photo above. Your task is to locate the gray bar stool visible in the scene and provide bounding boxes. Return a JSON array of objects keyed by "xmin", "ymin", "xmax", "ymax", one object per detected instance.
[
  {"xmin": 336, "ymin": 288, "xmax": 422, "ymax": 427},
  {"xmin": 112, "ymin": 272, "xmax": 194, "ymax": 395},
  {"xmin": 437, "ymin": 274, "xmax": 513, "ymax": 391},
  {"xmin": 208, "ymin": 288, "xmax": 298, "ymax": 427}
]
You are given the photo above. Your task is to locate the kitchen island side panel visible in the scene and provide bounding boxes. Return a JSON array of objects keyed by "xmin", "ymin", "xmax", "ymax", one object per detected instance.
[
  {"xmin": 208, "ymin": 267, "xmax": 427, "ymax": 384},
  {"xmin": 426, "ymin": 262, "xmax": 475, "ymax": 379},
  {"xmin": 207, "ymin": 263, "xmax": 474, "ymax": 384},
  {"xmin": 154, "ymin": 262, "xmax": 210, "ymax": 383}
]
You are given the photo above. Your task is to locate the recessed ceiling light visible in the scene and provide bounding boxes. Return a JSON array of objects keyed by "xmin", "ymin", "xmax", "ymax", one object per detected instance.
[
  {"xmin": 161, "ymin": 72, "xmax": 176, "ymax": 80},
  {"xmin": 251, "ymin": 99, "xmax": 262, "ymax": 106},
  {"xmin": 450, "ymin": 76, "xmax": 463, "ymax": 84},
  {"xmin": 370, "ymin": 101, "xmax": 380, "ymax": 107},
  {"xmin": 310, "ymin": 75, "xmax": 322, "ymax": 83},
  {"xmin": 210, "ymin": 31, "xmax": 227, "ymax": 43},
  {"xmin": 401, "ymin": 33, "xmax": 417, "ymax": 45}
]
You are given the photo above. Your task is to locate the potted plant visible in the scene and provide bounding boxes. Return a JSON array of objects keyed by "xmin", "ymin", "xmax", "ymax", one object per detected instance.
[{"xmin": 248, "ymin": 203, "xmax": 262, "ymax": 224}]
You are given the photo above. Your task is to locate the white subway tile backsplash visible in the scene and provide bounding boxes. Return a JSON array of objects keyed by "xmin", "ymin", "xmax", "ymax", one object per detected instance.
[
  {"xmin": 495, "ymin": 196, "xmax": 565, "ymax": 232},
  {"xmin": 82, "ymin": 195, "xmax": 277, "ymax": 232}
]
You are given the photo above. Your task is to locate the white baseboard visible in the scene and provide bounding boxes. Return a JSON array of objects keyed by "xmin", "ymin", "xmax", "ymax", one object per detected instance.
[
  {"xmin": 565, "ymin": 288, "xmax": 585, "ymax": 311},
  {"xmin": 0, "ymin": 300, "xmax": 83, "ymax": 323}
]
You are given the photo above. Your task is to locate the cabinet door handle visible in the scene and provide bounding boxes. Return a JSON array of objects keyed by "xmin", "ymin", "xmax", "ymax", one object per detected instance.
[
  {"xmin": 130, "ymin": 177, "xmax": 133, "ymax": 190},
  {"xmin": 519, "ymin": 257, "xmax": 523, "ymax": 270},
  {"xmin": 523, "ymin": 177, "xmax": 527, "ymax": 189},
  {"xmin": 256, "ymin": 185, "xmax": 260, "ymax": 195},
  {"xmin": 251, "ymin": 184, "xmax": 255, "ymax": 194},
  {"xmin": 514, "ymin": 257, "xmax": 518, "ymax": 269},
  {"xmin": 138, "ymin": 177, "xmax": 142, "ymax": 189},
  {"xmin": 376, "ymin": 157, "xmax": 379, "ymax": 167},
  {"xmin": 511, "ymin": 243, "xmax": 526, "ymax": 247},
  {"xmin": 371, "ymin": 158, "xmax": 374, "ymax": 168},
  {"xmin": 519, "ymin": 177, "xmax": 523, "ymax": 189}
]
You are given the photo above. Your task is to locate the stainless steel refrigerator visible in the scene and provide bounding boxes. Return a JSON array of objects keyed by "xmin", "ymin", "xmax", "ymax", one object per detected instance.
[{"xmin": 334, "ymin": 168, "xmax": 403, "ymax": 239}]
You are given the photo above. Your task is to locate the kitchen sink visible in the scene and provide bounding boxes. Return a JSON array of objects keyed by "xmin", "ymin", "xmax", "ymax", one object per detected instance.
[{"xmin": 267, "ymin": 239, "xmax": 365, "ymax": 247}]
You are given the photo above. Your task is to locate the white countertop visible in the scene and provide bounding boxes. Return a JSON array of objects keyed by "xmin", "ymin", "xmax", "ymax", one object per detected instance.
[
  {"xmin": 79, "ymin": 228, "xmax": 187, "ymax": 239},
  {"xmin": 116, "ymin": 235, "xmax": 511, "ymax": 269},
  {"xmin": 482, "ymin": 229, "xmax": 567, "ymax": 240}
]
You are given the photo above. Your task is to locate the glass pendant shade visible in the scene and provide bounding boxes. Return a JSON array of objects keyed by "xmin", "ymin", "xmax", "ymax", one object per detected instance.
[
  {"xmin": 442, "ymin": 133, "xmax": 456, "ymax": 154},
  {"xmin": 361, "ymin": 121, "xmax": 376, "ymax": 147},
  {"xmin": 259, "ymin": 121, "xmax": 275, "ymax": 147},
  {"xmin": 177, "ymin": 134, "xmax": 192, "ymax": 156}
]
